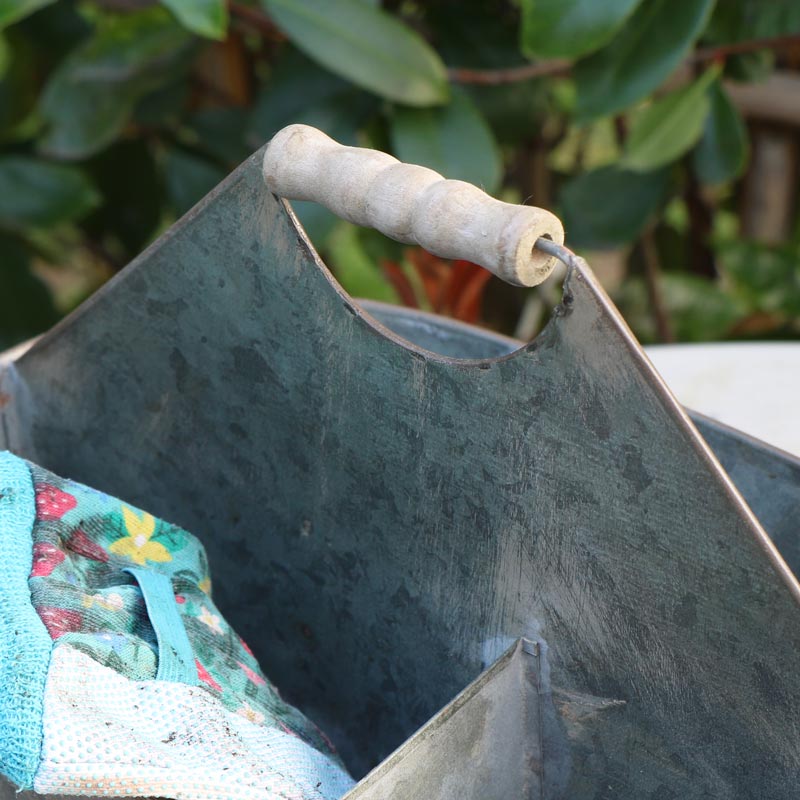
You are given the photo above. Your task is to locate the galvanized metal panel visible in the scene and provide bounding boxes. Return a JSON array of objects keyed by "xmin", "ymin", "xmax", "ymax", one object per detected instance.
[
  {"xmin": 692, "ymin": 414, "xmax": 800, "ymax": 580},
  {"xmin": 1, "ymin": 149, "xmax": 800, "ymax": 797},
  {"xmin": 362, "ymin": 301, "xmax": 800, "ymax": 582},
  {"xmin": 346, "ymin": 638, "xmax": 547, "ymax": 800}
]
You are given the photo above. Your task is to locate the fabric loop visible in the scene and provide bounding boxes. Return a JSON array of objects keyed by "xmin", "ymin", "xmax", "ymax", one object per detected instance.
[{"xmin": 123, "ymin": 567, "xmax": 197, "ymax": 685}]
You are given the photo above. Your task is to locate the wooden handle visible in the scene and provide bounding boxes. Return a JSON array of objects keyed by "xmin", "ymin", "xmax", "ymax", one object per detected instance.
[{"xmin": 262, "ymin": 124, "xmax": 565, "ymax": 287}]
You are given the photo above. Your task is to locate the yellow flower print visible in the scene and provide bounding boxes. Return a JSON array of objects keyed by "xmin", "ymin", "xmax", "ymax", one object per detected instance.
[
  {"xmin": 198, "ymin": 576, "xmax": 212, "ymax": 595},
  {"xmin": 197, "ymin": 605, "xmax": 224, "ymax": 635},
  {"xmin": 109, "ymin": 506, "xmax": 172, "ymax": 565},
  {"xmin": 236, "ymin": 702, "xmax": 265, "ymax": 725},
  {"xmin": 82, "ymin": 592, "xmax": 124, "ymax": 612}
]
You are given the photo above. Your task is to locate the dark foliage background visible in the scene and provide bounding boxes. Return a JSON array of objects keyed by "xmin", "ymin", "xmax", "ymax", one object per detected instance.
[{"xmin": 1, "ymin": 0, "xmax": 799, "ymax": 349}]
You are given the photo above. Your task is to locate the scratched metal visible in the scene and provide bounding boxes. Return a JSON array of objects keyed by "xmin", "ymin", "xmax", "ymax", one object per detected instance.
[
  {"xmin": 361, "ymin": 300, "xmax": 800, "ymax": 582},
  {"xmin": 2, "ymin": 148, "xmax": 800, "ymax": 798},
  {"xmin": 690, "ymin": 414, "xmax": 800, "ymax": 580},
  {"xmin": 345, "ymin": 638, "xmax": 549, "ymax": 800}
]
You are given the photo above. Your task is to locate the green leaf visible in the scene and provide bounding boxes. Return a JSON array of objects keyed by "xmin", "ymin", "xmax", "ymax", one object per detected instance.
[
  {"xmin": 262, "ymin": 0, "xmax": 448, "ymax": 106},
  {"xmin": 693, "ymin": 81, "xmax": 748, "ymax": 185},
  {"xmin": 291, "ymin": 200, "xmax": 339, "ymax": 246},
  {"xmin": 0, "ymin": 157, "xmax": 99, "ymax": 228},
  {"xmin": 249, "ymin": 49, "xmax": 348, "ymax": 138},
  {"xmin": 549, "ymin": 118, "xmax": 621, "ymax": 173},
  {"xmin": 705, "ymin": 0, "xmax": 800, "ymax": 42},
  {"xmin": 660, "ymin": 273, "xmax": 748, "ymax": 340},
  {"xmin": 160, "ymin": 0, "xmax": 228, "ymax": 39},
  {"xmin": 521, "ymin": 0, "xmax": 642, "ymax": 60},
  {"xmin": 164, "ymin": 148, "xmax": 226, "ymax": 217},
  {"xmin": 402, "ymin": 4, "xmax": 549, "ymax": 144},
  {"xmin": 83, "ymin": 140, "xmax": 162, "ymax": 256},
  {"xmin": 18, "ymin": 1, "xmax": 93, "ymax": 60},
  {"xmin": 717, "ymin": 239, "xmax": 800, "ymax": 317},
  {"xmin": 327, "ymin": 222, "xmax": 398, "ymax": 303},
  {"xmin": 0, "ymin": 33, "xmax": 7, "ymax": 79},
  {"xmin": 38, "ymin": 8, "xmax": 194, "ymax": 159},
  {"xmin": 134, "ymin": 79, "xmax": 190, "ymax": 128},
  {"xmin": 466, "ymin": 80, "xmax": 548, "ymax": 146},
  {"xmin": 724, "ymin": 50, "xmax": 775, "ymax": 83},
  {"xmin": 0, "ymin": 233, "xmax": 59, "ymax": 350},
  {"xmin": 559, "ymin": 165, "xmax": 670, "ymax": 249},
  {"xmin": 249, "ymin": 49, "xmax": 377, "ymax": 243},
  {"xmin": 248, "ymin": 49, "xmax": 377, "ymax": 147},
  {"xmin": 621, "ymin": 67, "xmax": 718, "ymax": 172},
  {"xmin": 615, "ymin": 273, "xmax": 747, "ymax": 342},
  {"xmin": 0, "ymin": 37, "xmax": 38, "ymax": 140},
  {"xmin": 0, "ymin": 0, "xmax": 54, "ymax": 30},
  {"xmin": 575, "ymin": 0, "xmax": 715, "ymax": 121},
  {"xmin": 391, "ymin": 88, "xmax": 502, "ymax": 192},
  {"xmin": 187, "ymin": 107, "xmax": 251, "ymax": 166},
  {"xmin": 702, "ymin": 0, "xmax": 786, "ymax": 82}
]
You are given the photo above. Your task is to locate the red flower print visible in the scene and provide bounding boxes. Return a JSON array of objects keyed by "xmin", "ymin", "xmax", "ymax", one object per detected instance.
[
  {"xmin": 238, "ymin": 661, "xmax": 267, "ymax": 687},
  {"xmin": 239, "ymin": 637, "xmax": 254, "ymax": 657},
  {"xmin": 175, "ymin": 594, "xmax": 186, "ymax": 604},
  {"xmin": 37, "ymin": 606, "xmax": 82, "ymax": 639},
  {"xmin": 35, "ymin": 484, "xmax": 77, "ymax": 520},
  {"xmin": 31, "ymin": 542, "xmax": 65, "ymax": 578},
  {"xmin": 278, "ymin": 720, "xmax": 300, "ymax": 739},
  {"xmin": 67, "ymin": 529, "xmax": 109, "ymax": 563},
  {"xmin": 196, "ymin": 659, "xmax": 222, "ymax": 692},
  {"xmin": 314, "ymin": 723, "xmax": 338, "ymax": 754}
]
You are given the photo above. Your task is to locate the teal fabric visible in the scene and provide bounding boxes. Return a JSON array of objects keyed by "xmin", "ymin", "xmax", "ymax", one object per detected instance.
[
  {"xmin": 0, "ymin": 453, "xmax": 353, "ymax": 797},
  {"xmin": 0, "ymin": 452, "xmax": 51, "ymax": 789},
  {"xmin": 124, "ymin": 567, "xmax": 197, "ymax": 685},
  {"xmin": 25, "ymin": 458, "xmax": 351, "ymax": 778}
]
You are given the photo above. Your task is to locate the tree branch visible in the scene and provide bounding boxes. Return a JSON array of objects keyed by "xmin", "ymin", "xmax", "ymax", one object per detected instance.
[
  {"xmin": 223, "ymin": 3, "xmax": 800, "ymax": 92},
  {"xmin": 641, "ymin": 229, "xmax": 675, "ymax": 344},
  {"xmin": 447, "ymin": 60, "xmax": 571, "ymax": 86},
  {"xmin": 229, "ymin": 1, "xmax": 285, "ymax": 41},
  {"xmin": 93, "ymin": 0, "xmax": 158, "ymax": 10},
  {"xmin": 447, "ymin": 32, "xmax": 800, "ymax": 86},
  {"xmin": 691, "ymin": 32, "xmax": 800, "ymax": 63}
]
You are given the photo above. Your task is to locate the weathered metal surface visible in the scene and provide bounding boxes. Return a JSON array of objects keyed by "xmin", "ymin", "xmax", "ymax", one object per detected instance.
[
  {"xmin": 345, "ymin": 638, "xmax": 548, "ymax": 800},
  {"xmin": 1, "ymin": 148, "xmax": 800, "ymax": 797},
  {"xmin": 357, "ymin": 300, "xmax": 520, "ymax": 361},
  {"xmin": 691, "ymin": 414, "xmax": 800, "ymax": 580},
  {"xmin": 362, "ymin": 300, "xmax": 800, "ymax": 580}
]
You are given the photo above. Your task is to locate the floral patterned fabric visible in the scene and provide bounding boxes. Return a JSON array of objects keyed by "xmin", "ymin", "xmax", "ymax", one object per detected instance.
[{"xmin": 26, "ymin": 462, "xmax": 342, "ymax": 762}]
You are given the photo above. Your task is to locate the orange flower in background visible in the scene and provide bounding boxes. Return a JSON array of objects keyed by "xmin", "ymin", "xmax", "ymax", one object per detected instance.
[{"xmin": 381, "ymin": 249, "xmax": 493, "ymax": 325}]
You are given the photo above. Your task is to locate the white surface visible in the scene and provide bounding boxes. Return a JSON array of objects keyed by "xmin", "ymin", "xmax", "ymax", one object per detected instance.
[
  {"xmin": 0, "ymin": 337, "xmax": 36, "ymax": 364},
  {"xmin": 36, "ymin": 645, "xmax": 354, "ymax": 799},
  {"xmin": 645, "ymin": 342, "xmax": 800, "ymax": 458},
  {"xmin": 262, "ymin": 124, "xmax": 564, "ymax": 286}
]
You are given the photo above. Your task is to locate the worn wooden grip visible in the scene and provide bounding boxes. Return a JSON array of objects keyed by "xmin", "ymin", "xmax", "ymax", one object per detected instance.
[{"xmin": 262, "ymin": 124, "xmax": 565, "ymax": 287}]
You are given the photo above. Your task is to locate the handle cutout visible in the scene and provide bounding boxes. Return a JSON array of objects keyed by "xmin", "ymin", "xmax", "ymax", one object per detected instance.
[{"xmin": 263, "ymin": 124, "xmax": 565, "ymax": 287}]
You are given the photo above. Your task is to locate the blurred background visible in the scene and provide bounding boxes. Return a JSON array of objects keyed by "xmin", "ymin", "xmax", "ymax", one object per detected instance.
[{"xmin": 1, "ymin": 0, "xmax": 799, "ymax": 351}]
